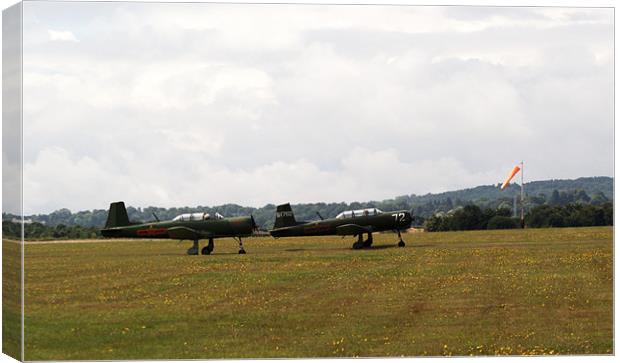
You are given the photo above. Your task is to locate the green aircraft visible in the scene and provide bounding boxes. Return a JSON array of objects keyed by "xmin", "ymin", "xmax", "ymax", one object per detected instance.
[
  {"xmin": 100, "ymin": 201, "xmax": 257, "ymax": 255},
  {"xmin": 269, "ymin": 203, "xmax": 413, "ymax": 249}
]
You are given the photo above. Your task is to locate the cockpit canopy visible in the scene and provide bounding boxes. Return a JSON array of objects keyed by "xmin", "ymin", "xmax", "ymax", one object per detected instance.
[
  {"xmin": 335, "ymin": 208, "xmax": 383, "ymax": 219},
  {"xmin": 172, "ymin": 212, "xmax": 224, "ymax": 222}
]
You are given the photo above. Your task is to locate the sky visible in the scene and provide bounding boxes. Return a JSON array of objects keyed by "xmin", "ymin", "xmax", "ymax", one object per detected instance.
[{"xmin": 14, "ymin": 2, "xmax": 614, "ymax": 214}]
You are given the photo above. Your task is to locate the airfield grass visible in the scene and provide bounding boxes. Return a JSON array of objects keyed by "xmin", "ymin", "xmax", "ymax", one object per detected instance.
[
  {"xmin": 12, "ymin": 226, "xmax": 613, "ymax": 359},
  {"xmin": 2, "ymin": 237, "xmax": 21, "ymax": 360}
]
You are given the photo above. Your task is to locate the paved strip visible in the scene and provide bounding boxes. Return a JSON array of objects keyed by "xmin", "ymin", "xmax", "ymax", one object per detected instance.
[{"xmin": 4, "ymin": 239, "xmax": 157, "ymax": 245}]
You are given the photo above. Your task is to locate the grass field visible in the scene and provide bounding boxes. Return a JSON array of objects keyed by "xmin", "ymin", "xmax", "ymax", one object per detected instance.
[
  {"xmin": 2, "ymin": 236, "xmax": 21, "ymax": 360},
  {"xmin": 12, "ymin": 226, "xmax": 614, "ymax": 359}
]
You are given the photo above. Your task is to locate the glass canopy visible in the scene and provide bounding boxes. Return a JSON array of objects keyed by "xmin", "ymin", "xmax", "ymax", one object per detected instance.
[
  {"xmin": 172, "ymin": 212, "xmax": 224, "ymax": 222},
  {"xmin": 335, "ymin": 208, "xmax": 383, "ymax": 219}
]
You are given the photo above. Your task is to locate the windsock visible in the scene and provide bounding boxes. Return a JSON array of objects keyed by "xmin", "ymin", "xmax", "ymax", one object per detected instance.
[{"xmin": 500, "ymin": 165, "xmax": 521, "ymax": 190}]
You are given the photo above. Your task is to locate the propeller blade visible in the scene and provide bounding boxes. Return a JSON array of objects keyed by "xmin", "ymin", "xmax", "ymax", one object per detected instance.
[{"xmin": 251, "ymin": 215, "xmax": 259, "ymax": 231}]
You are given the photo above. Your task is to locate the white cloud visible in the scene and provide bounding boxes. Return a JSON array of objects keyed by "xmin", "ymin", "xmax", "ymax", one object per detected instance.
[
  {"xmin": 20, "ymin": 3, "xmax": 613, "ymax": 213},
  {"xmin": 47, "ymin": 29, "xmax": 78, "ymax": 42},
  {"xmin": 22, "ymin": 146, "xmax": 500, "ymax": 213}
]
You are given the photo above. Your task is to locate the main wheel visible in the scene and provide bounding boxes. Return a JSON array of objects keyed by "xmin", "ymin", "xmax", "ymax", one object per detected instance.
[
  {"xmin": 187, "ymin": 247, "xmax": 199, "ymax": 255},
  {"xmin": 352, "ymin": 241, "xmax": 364, "ymax": 250},
  {"xmin": 398, "ymin": 241, "xmax": 405, "ymax": 248},
  {"xmin": 363, "ymin": 239, "xmax": 373, "ymax": 247},
  {"xmin": 201, "ymin": 246, "xmax": 212, "ymax": 255},
  {"xmin": 238, "ymin": 249, "xmax": 247, "ymax": 254}
]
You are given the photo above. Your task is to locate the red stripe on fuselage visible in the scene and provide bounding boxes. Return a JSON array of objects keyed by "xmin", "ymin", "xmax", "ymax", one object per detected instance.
[{"xmin": 137, "ymin": 228, "xmax": 168, "ymax": 236}]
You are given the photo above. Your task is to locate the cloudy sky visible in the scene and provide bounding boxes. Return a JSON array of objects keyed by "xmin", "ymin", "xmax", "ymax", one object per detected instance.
[{"xmin": 18, "ymin": 2, "xmax": 613, "ymax": 214}]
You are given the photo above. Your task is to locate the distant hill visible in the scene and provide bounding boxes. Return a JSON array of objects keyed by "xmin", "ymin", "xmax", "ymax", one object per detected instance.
[
  {"xmin": 407, "ymin": 176, "xmax": 612, "ymax": 205},
  {"xmin": 403, "ymin": 176, "xmax": 612, "ymax": 217},
  {"xmin": 3, "ymin": 176, "xmax": 613, "ymax": 230}
]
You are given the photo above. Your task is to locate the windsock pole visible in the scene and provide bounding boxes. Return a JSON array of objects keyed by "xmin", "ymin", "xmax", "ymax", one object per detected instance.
[
  {"xmin": 520, "ymin": 161, "xmax": 525, "ymax": 228},
  {"xmin": 500, "ymin": 162, "xmax": 525, "ymax": 227}
]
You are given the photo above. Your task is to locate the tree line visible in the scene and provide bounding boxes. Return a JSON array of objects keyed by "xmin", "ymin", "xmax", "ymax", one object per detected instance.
[
  {"xmin": 1, "ymin": 177, "xmax": 613, "ymax": 232},
  {"xmin": 2, "ymin": 221, "xmax": 101, "ymax": 240},
  {"xmin": 424, "ymin": 202, "xmax": 613, "ymax": 232},
  {"xmin": 2, "ymin": 201, "xmax": 612, "ymax": 240}
]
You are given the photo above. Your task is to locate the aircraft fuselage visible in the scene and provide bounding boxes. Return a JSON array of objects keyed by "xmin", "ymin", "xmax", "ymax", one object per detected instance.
[
  {"xmin": 270, "ymin": 210, "xmax": 412, "ymax": 238},
  {"xmin": 101, "ymin": 216, "xmax": 255, "ymax": 239}
]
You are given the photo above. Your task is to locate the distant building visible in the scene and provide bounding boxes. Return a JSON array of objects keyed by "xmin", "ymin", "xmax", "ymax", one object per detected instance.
[{"xmin": 10, "ymin": 218, "xmax": 37, "ymax": 224}]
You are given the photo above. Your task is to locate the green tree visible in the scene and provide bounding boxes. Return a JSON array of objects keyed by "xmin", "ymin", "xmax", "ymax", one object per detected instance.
[{"xmin": 487, "ymin": 216, "xmax": 519, "ymax": 230}]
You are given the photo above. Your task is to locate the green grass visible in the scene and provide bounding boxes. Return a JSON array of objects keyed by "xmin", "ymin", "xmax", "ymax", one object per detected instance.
[
  {"xmin": 17, "ymin": 226, "xmax": 613, "ymax": 359},
  {"xmin": 2, "ymin": 239, "xmax": 22, "ymax": 360}
]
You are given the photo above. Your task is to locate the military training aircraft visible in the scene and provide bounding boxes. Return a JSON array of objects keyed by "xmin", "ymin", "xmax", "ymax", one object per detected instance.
[
  {"xmin": 269, "ymin": 203, "xmax": 413, "ymax": 249},
  {"xmin": 100, "ymin": 201, "xmax": 257, "ymax": 255}
]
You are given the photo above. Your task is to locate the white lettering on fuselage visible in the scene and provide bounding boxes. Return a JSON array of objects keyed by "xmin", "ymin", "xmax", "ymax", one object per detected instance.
[{"xmin": 392, "ymin": 213, "xmax": 406, "ymax": 222}]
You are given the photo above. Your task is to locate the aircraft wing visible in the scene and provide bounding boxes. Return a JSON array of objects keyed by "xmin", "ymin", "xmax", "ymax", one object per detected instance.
[
  {"xmin": 168, "ymin": 226, "xmax": 213, "ymax": 240},
  {"xmin": 335, "ymin": 224, "xmax": 372, "ymax": 236}
]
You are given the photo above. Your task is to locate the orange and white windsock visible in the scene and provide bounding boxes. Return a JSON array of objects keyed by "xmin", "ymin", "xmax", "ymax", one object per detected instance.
[{"xmin": 500, "ymin": 165, "xmax": 521, "ymax": 190}]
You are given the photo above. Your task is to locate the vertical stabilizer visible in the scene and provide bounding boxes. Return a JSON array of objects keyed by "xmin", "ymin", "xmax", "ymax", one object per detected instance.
[
  {"xmin": 273, "ymin": 203, "xmax": 297, "ymax": 228},
  {"xmin": 104, "ymin": 201, "xmax": 130, "ymax": 228}
]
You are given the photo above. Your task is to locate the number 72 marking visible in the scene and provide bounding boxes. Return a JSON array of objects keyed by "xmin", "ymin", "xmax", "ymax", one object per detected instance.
[{"xmin": 392, "ymin": 213, "xmax": 405, "ymax": 222}]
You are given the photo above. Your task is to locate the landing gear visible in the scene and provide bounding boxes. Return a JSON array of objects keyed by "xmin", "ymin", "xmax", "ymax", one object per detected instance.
[
  {"xmin": 237, "ymin": 237, "xmax": 246, "ymax": 254},
  {"xmin": 187, "ymin": 240, "xmax": 199, "ymax": 255},
  {"xmin": 352, "ymin": 234, "xmax": 364, "ymax": 250},
  {"xmin": 201, "ymin": 238, "xmax": 214, "ymax": 255},
  {"xmin": 187, "ymin": 237, "xmax": 247, "ymax": 255},
  {"xmin": 397, "ymin": 230, "xmax": 405, "ymax": 247},
  {"xmin": 352, "ymin": 233, "xmax": 373, "ymax": 249}
]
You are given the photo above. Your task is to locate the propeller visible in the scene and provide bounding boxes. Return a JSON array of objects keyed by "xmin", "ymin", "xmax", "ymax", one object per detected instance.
[{"xmin": 250, "ymin": 215, "xmax": 260, "ymax": 232}]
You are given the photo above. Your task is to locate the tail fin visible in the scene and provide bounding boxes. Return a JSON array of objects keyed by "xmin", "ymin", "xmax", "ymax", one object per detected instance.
[
  {"xmin": 104, "ymin": 201, "xmax": 130, "ymax": 228},
  {"xmin": 273, "ymin": 203, "xmax": 297, "ymax": 228}
]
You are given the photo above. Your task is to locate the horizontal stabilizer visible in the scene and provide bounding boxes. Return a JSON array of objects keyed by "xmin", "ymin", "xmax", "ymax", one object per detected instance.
[
  {"xmin": 336, "ymin": 224, "xmax": 371, "ymax": 236},
  {"xmin": 168, "ymin": 226, "xmax": 212, "ymax": 240}
]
